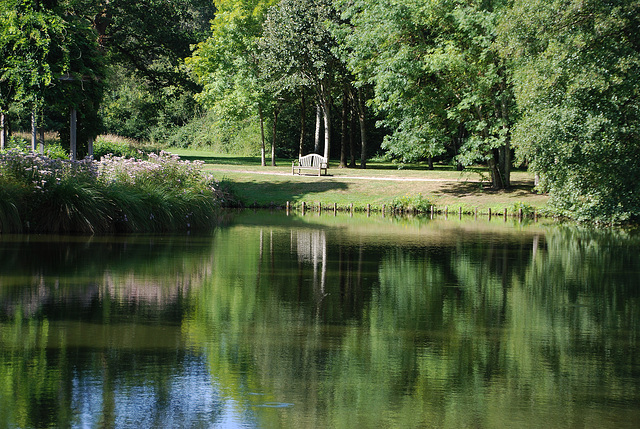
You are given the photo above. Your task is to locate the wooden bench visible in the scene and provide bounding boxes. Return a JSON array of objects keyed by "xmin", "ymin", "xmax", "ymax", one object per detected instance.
[{"xmin": 292, "ymin": 154, "xmax": 328, "ymax": 176}]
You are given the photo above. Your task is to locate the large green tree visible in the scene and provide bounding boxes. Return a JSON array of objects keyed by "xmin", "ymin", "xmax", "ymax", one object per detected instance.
[
  {"xmin": 500, "ymin": 0, "xmax": 640, "ymax": 222},
  {"xmin": 1, "ymin": 0, "xmax": 63, "ymax": 144},
  {"xmin": 337, "ymin": 0, "xmax": 515, "ymax": 187},
  {"xmin": 94, "ymin": 0, "xmax": 215, "ymax": 142},
  {"xmin": 258, "ymin": 0, "xmax": 344, "ymax": 162},
  {"xmin": 187, "ymin": 0, "xmax": 278, "ymax": 165},
  {"xmin": 0, "ymin": 0, "xmax": 104, "ymax": 154}
]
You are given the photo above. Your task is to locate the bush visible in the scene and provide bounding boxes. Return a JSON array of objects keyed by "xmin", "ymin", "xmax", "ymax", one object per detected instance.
[
  {"xmin": 165, "ymin": 110, "xmax": 263, "ymax": 155},
  {"xmin": 389, "ymin": 194, "xmax": 433, "ymax": 213},
  {"xmin": 44, "ymin": 142, "xmax": 70, "ymax": 159},
  {"xmin": 511, "ymin": 201, "xmax": 535, "ymax": 217},
  {"xmin": 93, "ymin": 134, "xmax": 139, "ymax": 159},
  {"xmin": 0, "ymin": 175, "xmax": 27, "ymax": 233}
]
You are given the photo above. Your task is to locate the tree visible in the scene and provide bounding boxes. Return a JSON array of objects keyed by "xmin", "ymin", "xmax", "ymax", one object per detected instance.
[
  {"xmin": 0, "ymin": 0, "xmax": 64, "ymax": 143},
  {"xmin": 336, "ymin": 0, "xmax": 515, "ymax": 186},
  {"xmin": 499, "ymin": 0, "xmax": 640, "ymax": 222},
  {"xmin": 91, "ymin": 0, "xmax": 215, "ymax": 142},
  {"xmin": 258, "ymin": 0, "xmax": 343, "ymax": 161},
  {"xmin": 187, "ymin": 0, "xmax": 278, "ymax": 166},
  {"xmin": 0, "ymin": 0, "xmax": 104, "ymax": 155}
]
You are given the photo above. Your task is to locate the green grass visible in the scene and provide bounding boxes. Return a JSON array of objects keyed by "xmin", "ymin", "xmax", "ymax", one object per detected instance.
[{"xmin": 168, "ymin": 148, "xmax": 549, "ymax": 214}]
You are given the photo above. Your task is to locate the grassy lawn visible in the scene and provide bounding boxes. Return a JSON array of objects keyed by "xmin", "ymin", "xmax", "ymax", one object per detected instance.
[{"xmin": 169, "ymin": 148, "xmax": 549, "ymax": 213}]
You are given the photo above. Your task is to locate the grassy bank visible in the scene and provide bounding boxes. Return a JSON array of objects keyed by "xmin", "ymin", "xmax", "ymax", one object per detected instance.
[{"xmin": 171, "ymin": 149, "xmax": 549, "ymax": 215}]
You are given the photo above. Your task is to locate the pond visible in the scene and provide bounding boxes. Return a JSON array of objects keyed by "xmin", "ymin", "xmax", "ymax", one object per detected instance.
[{"xmin": 1, "ymin": 210, "xmax": 639, "ymax": 428}]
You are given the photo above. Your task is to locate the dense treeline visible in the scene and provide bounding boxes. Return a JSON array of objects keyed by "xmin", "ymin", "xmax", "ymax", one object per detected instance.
[{"xmin": 1, "ymin": 0, "xmax": 639, "ymax": 222}]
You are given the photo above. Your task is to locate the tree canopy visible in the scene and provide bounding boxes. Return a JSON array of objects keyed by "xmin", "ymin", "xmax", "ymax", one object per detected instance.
[
  {"xmin": 1, "ymin": 0, "xmax": 639, "ymax": 221},
  {"xmin": 499, "ymin": 0, "xmax": 640, "ymax": 222}
]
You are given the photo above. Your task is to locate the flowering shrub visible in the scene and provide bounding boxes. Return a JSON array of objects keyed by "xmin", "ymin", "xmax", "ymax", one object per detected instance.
[
  {"xmin": 98, "ymin": 151, "xmax": 207, "ymax": 191},
  {"xmin": 0, "ymin": 149, "xmax": 223, "ymax": 233}
]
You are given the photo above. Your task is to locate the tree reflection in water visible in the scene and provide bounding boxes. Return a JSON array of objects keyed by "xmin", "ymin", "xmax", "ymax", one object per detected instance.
[{"xmin": 1, "ymin": 213, "xmax": 640, "ymax": 428}]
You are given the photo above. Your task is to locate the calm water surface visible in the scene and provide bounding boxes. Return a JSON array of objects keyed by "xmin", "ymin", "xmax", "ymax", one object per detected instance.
[{"xmin": 1, "ymin": 211, "xmax": 639, "ymax": 428}]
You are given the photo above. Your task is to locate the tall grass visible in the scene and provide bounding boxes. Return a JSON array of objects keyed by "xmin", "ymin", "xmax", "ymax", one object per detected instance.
[{"xmin": 0, "ymin": 149, "xmax": 224, "ymax": 234}]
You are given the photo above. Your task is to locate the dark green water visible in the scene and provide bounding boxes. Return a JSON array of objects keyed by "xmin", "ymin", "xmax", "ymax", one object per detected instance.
[{"xmin": 1, "ymin": 211, "xmax": 639, "ymax": 428}]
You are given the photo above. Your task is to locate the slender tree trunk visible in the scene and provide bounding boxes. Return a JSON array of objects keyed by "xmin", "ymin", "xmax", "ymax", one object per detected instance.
[
  {"xmin": 0, "ymin": 111, "xmax": 5, "ymax": 151},
  {"xmin": 38, "ymin": 127, "xmax": 44, "ymax": 155},
  {"xmin": 318, "ymin": 82, "xmax": 332, "ymax": 161},
  {"xmin": 357, "ymin": 88, "xmax": 367, "ymax": 169},
  {"xmin": 299, "ymin": 92, "xmax": 306, "ymax": 158},
  {"xmin": 428, "ymin": 157, "xmax": 433, "ymax": 170},
  {"xmin": 456, "ymin": 124, "xmax": 465, "ymax": 171},
  {"xmin": 271, "ymin": 108, "xmax": 278, "ymax": 166},
  {"xmin": 31, "ymin": 110, "xmax": 37, "ymax": 151},
  {"xmin": 500, "ymin": 90, "xmax": 511, "ymax": 188},
  {"xmin": 340, "ymin": 88, "xmax": 348, "ymax": 168},
  {"xmin": 322, "ymin": 97, "xmax": 331, "ymax": 161},
  {"xmin": 314, "ymin": 104, "xmax": 322, "ymax": 153},
  {"xmin": 259, "ymin": 106, "xmax": 266, "ymax": 166},
  {"xmin": 70, "ymin": 108, "xmax": 77, "ymax": 161},
  {"xmin": 476, "ymin": 105, "xmax": 505, "ymax": 189},
  {"xmin": 349, "ymin": 106, "xmax": 356, "ymax": 167}
]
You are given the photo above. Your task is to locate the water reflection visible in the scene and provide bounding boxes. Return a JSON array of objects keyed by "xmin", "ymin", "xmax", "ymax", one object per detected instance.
[{"xmin": 1, "ymin": 213, "xmax": 640, "ymax": 428}]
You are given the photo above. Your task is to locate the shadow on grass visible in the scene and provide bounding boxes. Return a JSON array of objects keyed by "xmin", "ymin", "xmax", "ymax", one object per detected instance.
[
  {"xmin": 436, "ymin": 181, "xmax": 536, "ymax": 198},
  {"xmin": 178, "ymin": 154, "xmax": 264, "ymax": 166},
  {"xmin": 224, "ymin": 179, "xmax": 349, "ymax": 206}
]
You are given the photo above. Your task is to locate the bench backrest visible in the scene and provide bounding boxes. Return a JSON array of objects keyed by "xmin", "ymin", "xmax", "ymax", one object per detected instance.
[{"xmin": 299, "ymin": 154, "xmax": 327, "ymax": 167}]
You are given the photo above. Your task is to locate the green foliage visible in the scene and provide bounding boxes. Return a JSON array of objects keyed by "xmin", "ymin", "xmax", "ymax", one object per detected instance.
[
  {"xmin": 0, "ymin": 0, "xmax": 106, "ymax": 154},
  {"xmin": 165, "ymin": 109, "xmax": 264, "ymax": 155},
  {"xmin": 99, "ymin": 65, "xmax": 201, "ymax": 143},
  {"xmin": 0, "ymin": 175, "xmax": 26, "ymax": 233},
  {"xmin": 500, "ymin": 0, "xmax": 640, "ymax": 222},
  {"xmin": 0, "ymin": 0, "xmax": 64, "ymax": 104},
  {"xmin": 42, "ymin": 141, "xmax": 69, "ymax": 159},
  {"xmin": 389, "ymin": 194, "xmax": 433, "ymax": 213},
  {"xmin": 93, "ymin": 134, "xmax": 138, "ymax": 159},
  {"xmin": 336, "ymin": 0, "xmax": 514, "ymax": 187},
  {"xmin": 511, "ymin": 201, "xmax": 535, "ymax": 217}
]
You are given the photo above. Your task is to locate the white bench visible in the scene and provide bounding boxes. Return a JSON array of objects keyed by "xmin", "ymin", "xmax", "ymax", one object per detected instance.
[{"xmin": 292, "ymin": 154, "xmax": 328, "ymax": 176}]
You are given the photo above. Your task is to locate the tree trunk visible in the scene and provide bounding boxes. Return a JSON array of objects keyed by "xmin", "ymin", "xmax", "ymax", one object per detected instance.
[
  {"xmin": 500, "ymin": 91, "xmax": 511, "ymax": 188},
  {"xmin": 271, "ymin": 107, "xmax": 278, "ymax": 166},
  {"xmin": 259, "ymin": 105, "xmax": 266, "ymax": 166},
  {"xmin": 0, "ymin": 111, "xmax": 5, "ymax": 151},
  {"xmin": 299, "ymin": 92, "xmax": 306, "ymax": 158},
  {"xmin": 314, "ymin": 104, "xmax": 322, "ymax": 153},
  {"xmin": 340, "ymin": 89, "xmax": 348, "ymax": 168},
  {"xmin": 349, "ymin": 106, "xmax": 356, "ymax": 167},
  {"xmin": 489, "ymin": 149, "xmax": 505, "ymax": 189},
  {"xmin": 357, "ymin": 88, "xmax": 367, "ymax": 169},
  {"xmin": 70, "ymin": 108, "xmax": 77, "ymax": 161},
  {"xmin": 38, "ymin": 127, "xmax": 44, "ymax": 155},
  {"xmin": 31, "ymin": 110, "xmax": 37, "ymax": 152},
  {"xmin": 320, "ymin": 86, "xmax": 331, "ymax": 161}
]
